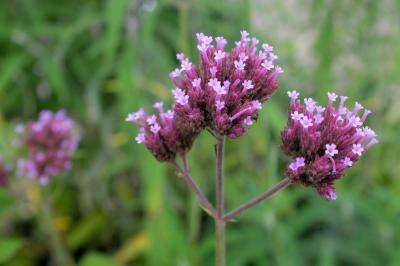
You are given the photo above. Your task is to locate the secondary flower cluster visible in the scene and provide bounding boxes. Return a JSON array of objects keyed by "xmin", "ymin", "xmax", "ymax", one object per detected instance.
[
  {"xmin": 281, "ymin": 91, "xmax": 378, "ymax": 200},
  {"xmin": 126, "ymin": 31, "xmax": 282, "ymax": 161},
  {"xmin": 125, "ymin": 104, "xmax": 202, "ymax": 162},
  {"xmin": 17, "ymin": 110, "xmax": 79, "ymax": 185}
]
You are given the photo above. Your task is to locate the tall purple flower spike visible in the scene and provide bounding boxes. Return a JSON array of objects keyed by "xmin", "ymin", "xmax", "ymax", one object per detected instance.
[
  {"xmin": 126, "ymin": 31, "xmax": 282, "ymax": 161},
  {"xmin": 281, "ymin": 91, "xmax": 378, "ymax": 200},
  {"xmin": 17, "ymin": 110, "xmax": 79, "ymax": 185}
]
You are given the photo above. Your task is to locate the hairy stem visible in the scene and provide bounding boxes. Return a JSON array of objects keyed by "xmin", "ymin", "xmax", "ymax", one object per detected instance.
[
  {"xmin": 173, "ymin": 159, "xmax": 216, "ymax": 218},
  {"xmin": 215, "ymin": 219, "xmax": 225, "ymax": 266},
  {"xmin": 223, "ymin": 177, "xmax": 291, "ymax": 222},
  {"xmin": 215, "ymin": 136, "xmax": 225, "ymax": 266},
  {"xmin": 216, "ymin": 137, "xmax": 225, "ymax": 218}
]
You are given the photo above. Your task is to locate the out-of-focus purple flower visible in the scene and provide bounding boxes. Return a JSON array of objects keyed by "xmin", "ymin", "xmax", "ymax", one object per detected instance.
[
  {"xmin": 0, "ymin": 159, "xmax": 8, "ymax": 187},
  {"xmin": 281, "ymin": 91, "xmax": 378, "ymax": 200},
  {"xmin": 16, "ymin": 110, "xmax": 79, "ymax": 185}
]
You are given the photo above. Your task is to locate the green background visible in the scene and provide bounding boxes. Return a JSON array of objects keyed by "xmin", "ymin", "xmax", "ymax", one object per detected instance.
[{"xmin": 0, "ymin": 0, "xmax": 399, "ymax": 265}]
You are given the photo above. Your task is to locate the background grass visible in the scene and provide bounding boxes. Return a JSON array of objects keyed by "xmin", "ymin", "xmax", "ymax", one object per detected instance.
[{"xmin": 0, "ymin": 0, "xmax": 399, "ymax": 265}]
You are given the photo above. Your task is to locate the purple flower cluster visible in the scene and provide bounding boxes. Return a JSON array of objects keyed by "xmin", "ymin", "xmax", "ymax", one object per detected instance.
[
  {"xmin": 125, "ymin": 103, "xmax": 201, "ymax": 162},
  {"xmin": 17, "ymin": 110, "xmax": 79, "ymax": 185},
  {"xmin": 126, "ymin": 31, "xmax": 282, "ymax": 161},
  {"xmin": 281, "ymin": 91, "xmax": 378, "ymax": 200}
]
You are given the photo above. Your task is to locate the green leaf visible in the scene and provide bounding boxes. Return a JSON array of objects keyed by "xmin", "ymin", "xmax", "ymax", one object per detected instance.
[
  {"xmin": 0, "ymin": 189, "xmax": 16, "ymax": 216},
  {"xmin": 79, "ymin": 251, "xmax": 119, "ymax": 266},
  {"xmin": 0, "ymin": 237, "xmax": 23, "ymax": 263},
  {"xmin": 66, "ymin": 212, "xmax": 108, "ymax": 250},
  {"xmin": 0, "ymin": 54, "xmax": 30, "ymax": 93}
]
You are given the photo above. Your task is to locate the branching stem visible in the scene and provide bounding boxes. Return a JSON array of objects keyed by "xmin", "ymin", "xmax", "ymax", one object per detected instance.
[
  {"xmin": 172, "ymin": 159, "xmax": 216, "ymax": 218},
  {"xmin": 223, "ymin": 177, "xmax": 291, "ymax": 222}
]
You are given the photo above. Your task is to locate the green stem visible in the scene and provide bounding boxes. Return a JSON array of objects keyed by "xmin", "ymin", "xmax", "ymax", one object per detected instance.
[
  {"xmin": 173, "ymin": 159, "xmax": 217, "ymax": 217},
  {"xmin": 215, "ymin": 136, "xmax": 225, "ymax": 266},
  {"xmin": 40, "ymin": 187, "xmax": 74, "ymax": 266},
  {"xmin": 223, "ymin": 177, "xmax": 291, "ymax": 222},
  {"xmin": 216, "ymin": 219, "xmax": 225, "ymax": 266}
]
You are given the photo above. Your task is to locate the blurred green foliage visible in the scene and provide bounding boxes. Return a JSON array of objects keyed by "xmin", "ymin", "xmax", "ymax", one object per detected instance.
[{"xmin": 0, "ymin": 0, "xmax": 399, "ymax": 265}]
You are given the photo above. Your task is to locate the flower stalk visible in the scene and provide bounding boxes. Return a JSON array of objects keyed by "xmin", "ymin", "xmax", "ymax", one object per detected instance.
[
  {"xmin": 223, "ymin": 177, "xmax": 291, "ymax": 222},
  {"xmin": 172, "ymin": 160, "xmax": 216, "ymax": 218},
  {"xmin": 39, "ymin": 187, "xmax": 74, "ymax": 266},
  {"xmin": 215, "ymin": 136, "xmax": 226, "ymax": 266}
]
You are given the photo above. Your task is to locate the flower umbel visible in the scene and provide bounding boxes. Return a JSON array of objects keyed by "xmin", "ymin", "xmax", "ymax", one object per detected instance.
[
  {"xmin": 127, "ymin": 30, "xmax": 282, "ymax": 160},
  {"xmin": 170, "ymin": 30, "xmax": 282, "ymax": 139},
  {"xmin": 16, "ymin": 110, "xmax": 79, "ymax": 185},
  {"xmin": 281, "ymin": 91, "xmax": 378, "ymax": 200}
]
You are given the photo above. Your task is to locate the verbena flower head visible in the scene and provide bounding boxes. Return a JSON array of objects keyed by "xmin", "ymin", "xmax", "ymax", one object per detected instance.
[
  {"xmin": 170, "ymin": 30, "xmax": 282, "ymax": 138},
  {"xmin": 127, "ymin": 30, "xmax": 282, "ymax": 160},
  {"xmin": 17, "ymin": 110, "xmax": 79, "ymax": 185},
  {"xmin": 126, "ymin": 103, "xmax": 203, "ymax": 162},
  {"xmin": 281, "ymin": 91, "xmax": 378, "ymax": 200}
]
